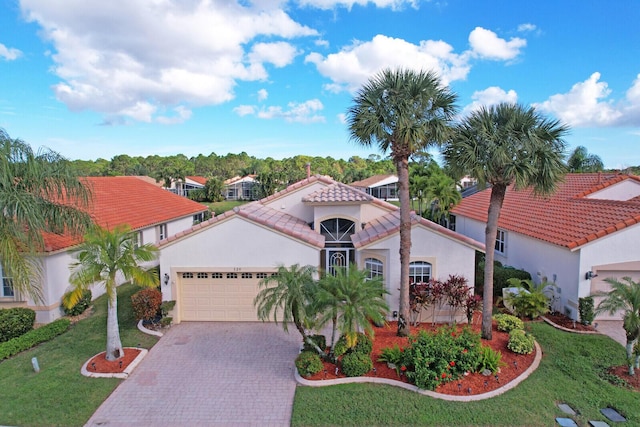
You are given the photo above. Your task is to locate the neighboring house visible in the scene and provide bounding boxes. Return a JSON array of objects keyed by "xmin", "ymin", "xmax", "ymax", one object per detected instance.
[
  {"xmin": 0, "ymin": 176, "xmax": 208, "ymax": 323},
  {"xmin": 224, "ymin": 175, "xmax": 258, "ymax": 200},
  {"xmin": 158, "ymin": 174, "xmax": 484, "ymax": 323},
  {"xmin": 450, "ymin": 173, "xmax": 640, "ymax": 321},
  {"xmin": 350, "ymin": 174, "xmax": 399, "ymax": 201},
  {"xmin": 168, "ymin": 176, "xmax": 207, "ymax": 197}
]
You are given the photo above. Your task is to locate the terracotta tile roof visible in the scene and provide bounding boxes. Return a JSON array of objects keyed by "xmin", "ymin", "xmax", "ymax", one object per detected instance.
[
  {"xmin": 260, "ymin": 174, "xmax": 336, "ymax": 204},
  {"xmin": 43, "ymin": 176, "xmax": 207, "ymax": 252},
  {"xmin": 302, "ymin": 182, "xmax": 376, "ymax": 203},
  {"xmin": 451, "ymin": 173, "xmax": 640, "ymax": 250},
  {"xmin": 133, "ymin": 175, "xmax": 164, "ymax": 187},
  {"xmin": 350, "ymin": 174, "xmax": 397, "ymax": 188},
  {"xmin": 352, "ymin": 210, "xmax": 485, "ymax": 251},
  {"xmin": 186, "ymin": 176, "xmax": 207, "ymax": 185}
]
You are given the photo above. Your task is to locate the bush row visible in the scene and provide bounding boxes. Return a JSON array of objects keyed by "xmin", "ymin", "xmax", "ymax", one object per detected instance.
[
  {"xmin": 0, "ymin": 307, "xmax": 36, "ymax": 343},
  {"xmin": 0, "ymin": 318, "xmax": 71, "ymax": 361}
]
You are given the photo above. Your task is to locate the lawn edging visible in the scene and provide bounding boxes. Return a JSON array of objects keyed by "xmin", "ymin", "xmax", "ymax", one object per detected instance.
[
  {"xmin": 541, "ymin": 316, "xmax": 600, "ymax": 335},
  {"xmin": 81, "ymin": 347, "xmax": 148, "ymax": 379},
  {"xmin": 137, "ymin": 319, "xmax": 164, "ymax": 337},
  {"xmin": 294, "ymin": 341, "xmax": 542, "ymax": 402}
]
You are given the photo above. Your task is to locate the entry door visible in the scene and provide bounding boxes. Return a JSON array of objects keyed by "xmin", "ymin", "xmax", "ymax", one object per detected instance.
[{"xmin": 326, "ymin": 248, "xmax": 351, "ymax": 276}]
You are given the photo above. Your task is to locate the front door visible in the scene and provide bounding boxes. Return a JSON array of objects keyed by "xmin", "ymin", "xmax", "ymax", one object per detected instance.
[{"xmin": 326, "ymin": 248, "xmax": 352, "ymax": 276}]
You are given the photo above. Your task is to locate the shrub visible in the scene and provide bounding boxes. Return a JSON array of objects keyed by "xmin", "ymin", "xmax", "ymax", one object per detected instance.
[
  {"xmin": 493, "ymin": 313, "xmax": 524, "ymax": 332},
  {"xmin": 160, "ymin": 300, "xmax": 176, "ymax": 317},
  {"xmin": 62, "ymin": 289, "xmax": 92, "ymax": 316},
  {"xmin": 377, "ymin": 344, "xmax": 405, "ymax": 376},
  {"xmin": 341, "ymin": 352, "xmax": 373, "ymax": 377},
  {"xmin": 476, "ymin": 253, "xmax": 531, "ymax": 298},
  {"xmin": 303, "ymin": 334, "xmax": 326, "ymax": 353},
  {"xmin": 0, "ymin": 307, "xmax": 36, "ymax": 343},
  {"xmin": 295, "ymin": 351, "xmax": 324, "ymax": 377},
  {"xmin": 131, "ymin": 288, "xmax": 162, "ymax": 321},
  {"xmin": 507, "ymin": 329, "xmax": 535, "ymax": 354},
  {"xmin": 477, "ymin": 345, "xmax": 504, "ymax": 374},
  {"xmin": 0, "ymin": 318, "xmax": 70, "ymax": 360},
  {"xmin": 333, "ymin": 333, "xmax": 372, "ymax": 357},
  {"xmin": 403, "ymin": 325, "xmax": 482, "ymax": 390},
  {"xmin": 579, "ymin": 297, "xmax": 595, "ymax": 325}
]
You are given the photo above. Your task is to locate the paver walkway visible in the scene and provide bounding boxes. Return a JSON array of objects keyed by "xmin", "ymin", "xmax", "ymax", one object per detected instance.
[{"xmin": 85, "ymin": 322, "xmax": 301, "ymax": 427}]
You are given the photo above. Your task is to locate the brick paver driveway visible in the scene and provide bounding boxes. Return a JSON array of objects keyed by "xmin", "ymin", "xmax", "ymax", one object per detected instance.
[{"xmin": 86, "ymin": 322, "xmax": 301, "ymax": 427}]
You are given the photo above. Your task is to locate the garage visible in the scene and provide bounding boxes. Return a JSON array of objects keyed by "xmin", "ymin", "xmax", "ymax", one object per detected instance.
[
  {"xmin": 179, "ymin": 271, "xmax": 272, "ymax": 321},
  {"xmin": 590, "ymin": 261, "xmax": 640, "ymax": 320}
]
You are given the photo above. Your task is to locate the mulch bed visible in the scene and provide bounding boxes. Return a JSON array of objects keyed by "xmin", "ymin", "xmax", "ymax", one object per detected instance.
[
  {"xmin": 86, "ymin": 348, "xmax": 142, "ymax": 374},
  {"xmin": 544, "ymin": 312, "xmax": 596, "ymax": 332},
  {"xmin": 304, "ymin": 316, "xmax": 536, "ymax": 396}
]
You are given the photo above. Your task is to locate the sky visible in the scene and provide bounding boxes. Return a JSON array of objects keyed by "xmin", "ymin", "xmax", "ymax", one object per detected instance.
[{"xmin": 0, "ymin": 0, "xmax": 639, "ymax": 169}]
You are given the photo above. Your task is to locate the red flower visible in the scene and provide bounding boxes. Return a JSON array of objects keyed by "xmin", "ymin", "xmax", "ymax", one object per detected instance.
[
  {"xmin": 451, "ymin": 332, "xmax": 456, "ymax": 337},
  {"xmin": 441, "ymin": 372, "xmax": 447, "ymax": 378},
  {"xmin": 450, "ymin": 361, "xmax": 456, "ymax": 367},
  {"xmin": 462, "ymin": 349, "xmax": 468, "ymax": 354},
  {"xmin": 400, "ymin": 365, "xmax": 407, "ymax": 371}
]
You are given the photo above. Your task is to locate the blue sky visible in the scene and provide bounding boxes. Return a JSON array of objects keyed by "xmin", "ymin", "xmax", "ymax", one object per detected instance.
[{"xmin": 1, "ymin": 0, "xmax": 639, "ymax": 169}]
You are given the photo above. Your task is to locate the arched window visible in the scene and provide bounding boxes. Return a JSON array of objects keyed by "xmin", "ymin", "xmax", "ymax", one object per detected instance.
[
  {"xmin": 320, "ymin": 218, "xmax": 355, "ymax": 243},
  {"xmin": 409, "ymin": 261, "xmax": 432, "ymax": 284},
  {"xmin": 365, "ymin": 258, "xmax": 383, "ymax": 281}
]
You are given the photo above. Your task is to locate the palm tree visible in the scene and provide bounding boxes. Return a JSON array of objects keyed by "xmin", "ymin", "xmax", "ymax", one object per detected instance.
[
  {"xmin": 425, "ymin": 172, "xmax": 461, "ymax": 224},
  {"xmin": 443, "ymin": 103, "xmax": 568, "ymax": 339},
  {"xmin": 594, "ymin": 277, "xmax": 640, "ymax": 375},
  {"xmin": 347, "ymin": 68, "xmax": 458, "ymax": 336},
  {"xmin": 254, "ymin": 264, "xmax": 317, "ymax": 344},
  {"xmin": 567, "ymin": 145, "xmax": 604, "ymax": 172},
  {"xmin": 315, "ymin": 265, "xmax": 389, "ymax": 351},
  {"xmin": 65, "ymin": 225, "xmax": 159, "ymax": 361},
  {"xmin": 0, "ymin": 129, "xmax": 92, "ymax": 302}
]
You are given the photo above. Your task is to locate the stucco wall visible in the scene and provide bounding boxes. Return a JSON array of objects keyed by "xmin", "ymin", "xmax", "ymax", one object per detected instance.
[{"xmin": 263, "ymin": 181, "xmax": 326, "ymax": 222}]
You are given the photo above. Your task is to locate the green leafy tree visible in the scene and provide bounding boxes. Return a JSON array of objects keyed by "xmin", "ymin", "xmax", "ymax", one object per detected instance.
[
  {"xmin": 65, "ymin": 225, "xmax": 159, "ymax": 361},
  {"xmin": 593, "ymin": 277, "xmax": 640, "ymax": 375},
  {"xmin": 443, "ymin": 103, "xmax": 568, "ymax": 339},
  {"xmin": 254, "ymin": 264, "xmax": 317, "ymax": 344},
  {"xmin": 0, "ymin": 129, "xmax": 93, "ymax": 302},
  {"xmin": 347, "ymin": 68, "xmax": 457, "ymax": 336},
  {"xmin": 425, "ymin": 172, "xmax": 461, "ymax": 223},
  {"xmin": 204, "ymin": 177, "xmax": 224, "ymax": 202},
  {"xmin": 567, "ymin": 145, "xmax": 604, "ymax": 173}
]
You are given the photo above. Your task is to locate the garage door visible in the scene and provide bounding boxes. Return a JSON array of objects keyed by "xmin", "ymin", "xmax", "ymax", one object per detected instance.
[
  {"xmin": 590, "ymin": 266, "xmax": 640, "ymax": 321},
  {"xmin": 180, "ymin": 271, "xmax": 270, "ymax": 321}
]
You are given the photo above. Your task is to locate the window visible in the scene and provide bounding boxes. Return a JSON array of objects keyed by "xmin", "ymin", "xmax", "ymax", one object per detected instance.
[
  {"xmin": 226, "ymin": 273, "xmax": 238, "ymax": 279},
  {"xmin": 182, "ymin": 272, "xmax": 193, "ymax": 278},
  {"xmin": 256, "ymin": 273, "xmax": 268, "ymax": 279},
  {"xmin": 320, "ymin": 218, "xmax": 355, "ymax": 243},
  {"xmin": 447, "ymin": 215, "xmax": 456, "ymax": 232},
  {"xmin": 241, "ymin": 273, "xmax": 253, "ymax": 279},
  {"xmin": 0, "ymin": 264, "xmax": 13, "ymax": 297},
  {"xmin": 196, "ymin": 272, "xmax": 208, "ymax": 279},
  {"xmin": 364, "ymin": 258, "xmax": 383, "ymax": 281},
  {"xmin": 158, "ymin": 223, "xmax": 168, "ymax": 241},
  {"xmin": 409, "ymin": 261, "xmax": 432, "ymax": 284},
  {"xmin": 211, "ymin": 273, "xmax": 223, "ymax": 279},
  {"xmin": 495, "ymin": 229, "xmax": 506, "ymax": 254},
  {"xmin": 134, "ymin": 231, "xmax": 143, "ymax": 249}
]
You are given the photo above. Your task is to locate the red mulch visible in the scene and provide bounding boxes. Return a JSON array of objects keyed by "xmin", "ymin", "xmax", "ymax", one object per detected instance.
[
  {"xmin": 304, "ymin": 316, "xmax": 536, "ymax": 396},
  {"xmin": 86, "ymin": 348, "xmax": 141, "ymax": 374},
  {"xmin": 544, "ymin": 312, "xmax": 596, "ymax": 332},
  {"xmin": 608, "ymin": 365, "xmax": 640, "ymax": 391}
]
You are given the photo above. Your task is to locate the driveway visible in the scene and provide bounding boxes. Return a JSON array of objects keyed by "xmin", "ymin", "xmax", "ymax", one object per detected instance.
[{"xmin": 86, "ymin": 322, "xmax": 302, "ymax": 427}]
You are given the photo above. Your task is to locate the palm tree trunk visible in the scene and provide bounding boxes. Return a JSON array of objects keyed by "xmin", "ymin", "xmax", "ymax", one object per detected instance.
[
  {"xmin": 626, "ymin": 340, "xmax": 636, "ymax": 376},
  {"xmin": 482, "ymin": 184, "xmax": 506, "ymax": 340},
  {"xmin": 105, "ymin": 290, "xmax": 124, "ymax": 361},
  {"xmin": 396, "ymin": 154, "xmax": 412, "ymax": 337}
]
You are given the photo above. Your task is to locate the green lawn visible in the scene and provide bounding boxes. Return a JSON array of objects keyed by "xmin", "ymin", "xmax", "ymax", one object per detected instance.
[
  {"xmin": 205, "ymin": 200, "xmax": 250, "ymax": 215},
  {"xmin": 292, "ymin": 322, "xmax": 639, "ymax": 426},
  {"xmin": 0, "ymin": 283, "xmax": 158, "ymax": 427}
]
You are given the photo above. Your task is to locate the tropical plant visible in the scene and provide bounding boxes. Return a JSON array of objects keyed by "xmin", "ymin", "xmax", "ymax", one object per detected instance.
[
  {"xmin": 579, "ymin": 296, "xmax": 595, "ymax": 325},
  {"xmin": 314, "ymin": 265, "xmax": 388, "ymax": 351},
  {"xmin": 295, "ymin": 351, "xmax": 324, "ymax": 377},
  {"xmin": 567, "ymin": 145, "xmax": 604, "ymax": 172},
  {"xmin": 504, "ymin": 278, "xmax": 551, "ymax": 319},
  {"xmin": 254, "ymin": 264, "xmax": 317, "ymax": 347},
  {"xmin": 64, "ymin": 225, "xmax": 159, "ymax": 361},
  {"xmin": 493, "ymin": 313, "xmax": 524, "ymax": 333},
  {"xmin": 443, "ymin": 103, "xmax": 569, "ymax": 339},
  {"xmin": 341, "ymin": 351, "xmax": 373, "ymax": 377},
  {"xmin": 477, "ymin": 345, "xmax": 505, "ymax": 374},
  {"xmin": 442, "ymin": 275, "xmax": 471, "ymax": 323},
  {"xmin": 507, "ymin": 329, "xmax": 535, "ymax": 355},
  {"xmin": 377, "ymin": 344, "xmax": 405, "ymax": 376},
  {"xmin": 593, "ymin": 277, "xmax": 640, "ymax": 375},
  {"xmin": 347, "ymin": 68, "xmax": 458, "ymax": 336},
  {"xmin": 0, "ymin": 129, "xmax": 93, "ymax": 302}
]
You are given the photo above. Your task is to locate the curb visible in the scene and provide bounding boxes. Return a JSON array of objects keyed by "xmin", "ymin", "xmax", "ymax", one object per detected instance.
[
  {"xmin": 81, "ymin": 347, "xmax": 148, "ymax": 379},
  {"xmin": 541, "ymin": 316, "xmax": 600, "ymax": 335},
  {"xmin": 294, "ymin": 341, "xmax": 542, "ymax": 402},
  {"xmin": 137, "ymin": 319, "xmax": 164, "ymax": 337}
]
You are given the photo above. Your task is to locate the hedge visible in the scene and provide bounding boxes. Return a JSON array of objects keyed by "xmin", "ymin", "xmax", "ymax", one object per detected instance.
[{"xmin": 0, "ymin": 318, "xmax": 71, "ymax": 361}]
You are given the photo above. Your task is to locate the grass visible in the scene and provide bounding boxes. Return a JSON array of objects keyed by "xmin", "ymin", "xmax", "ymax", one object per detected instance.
[
  {"xmin": 292, "ymin": 321, "xmax": 639, "ymax": 426},
  {"xmin": 0, "ymin": 283, "xmax": 158, "ymax": 427},
  {"xmin": 205, "ymin": 200, "xmax": 250, "ymax": 215}
]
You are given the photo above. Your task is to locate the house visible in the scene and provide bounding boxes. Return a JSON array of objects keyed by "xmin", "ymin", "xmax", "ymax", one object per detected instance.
[
  {"xmin": 350, "ymin": 174, "xmax": 399, "ymax": 201},
  {"xmin": 167, "ymin": 176, "xmax": 207, "ymax": 197},
  {"xmin": 158, "ymin": 174, "xmax": 484, "ymax": 323},
  {"xmin": 450, "ymin": 173, "xmax": 640, "ymax": 320},
  {"xmin": 224, "ymin": 175, "xmax": 258, "ymax": 200},
  {"xmin": 0, "ymin": 176, "xmax": 208, "ymax": 323}
]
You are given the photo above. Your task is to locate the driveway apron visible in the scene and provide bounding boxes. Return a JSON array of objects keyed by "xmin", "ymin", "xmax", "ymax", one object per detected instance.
[{"xmin": 86, "ymin": 322, "xmax": 301, "ymax": 427}]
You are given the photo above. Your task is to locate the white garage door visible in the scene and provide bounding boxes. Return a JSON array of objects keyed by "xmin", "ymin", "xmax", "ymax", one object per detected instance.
[
  {"xmin": 590, "ymin": 268, "xmax": 640, "ymax": 321},
  {"xmin": 180, "ymin": 271, "xmax": 270, "ymax": 321}
]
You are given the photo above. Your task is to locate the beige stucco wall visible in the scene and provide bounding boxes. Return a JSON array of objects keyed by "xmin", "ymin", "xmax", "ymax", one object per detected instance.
[{"xmin": 263, "ymin": 181, "xmax": 327, "ymax": 222}]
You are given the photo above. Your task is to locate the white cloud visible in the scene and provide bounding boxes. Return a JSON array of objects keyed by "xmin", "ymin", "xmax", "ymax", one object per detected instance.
[
  {"xmin": 306, "ymin": 27, "xmax": 525, "ymax": 93},
  {"xmin": 461, "ymin": 86, "xmax": 518, "ymax": 116},
  {"xmin": 535, "ymin": 72, "xmax": 626, "ymax": 127},
  {"xmin": 517, "ymin": 23, "xmax": 537, "ymax": 33},
  {"xmin": 337, "ymin": 113, "xmax": 347, "ymax": 124},
  {"xmin": 298, "ymin": 0, "xmax": 419, "ymax": 11},
  {"xmin": 156, "ymin": 106, "xmax": 193, "ymax": 125},
  {"xmin": 468, "ymin": 27, "xmax": 526, "ymax": 61},
  {"xmin": 0, "ymin": 43, "xmax": 22, "ymax": 60},
  {"xmin": 257, "ymin": 89, "xmax": 269, "ymax": 101},
  {"xmin": 19, "ymin": 0, "xmax": 317, "ymax": 124},
  {"xmin": 236, "ymin": 99, "xmax": 325, "ymax": 123}
]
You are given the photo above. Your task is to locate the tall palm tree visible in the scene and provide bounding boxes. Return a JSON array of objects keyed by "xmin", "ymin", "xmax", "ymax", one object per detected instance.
[
  {"xmin": 347, "ymin": 68, "xmax": 458, "ymax": 336},
  {"xmin": 567, "ymin": 145, "xmax": 604, "ymax": 173},
  {"xmin": 425, "ymin": 173, "xmax": 461, "ymax": 223},
  {"xmin": 254, "ymin": 264, "xmax": 317, "ymax": 343},
  {"xmin": 443, "ymin": 103, "xmax": 568, "ymax": 339},
  {"xmin": 0, "ymin": 129, "xmax": 92, "ymax": 302},
  {"xmin": 65, "ymin": 225, "xmax": 159, "ymax": 361},
  {"xmin": 594, "ymin": 277, "xmax": 640, "ymax": 375}
]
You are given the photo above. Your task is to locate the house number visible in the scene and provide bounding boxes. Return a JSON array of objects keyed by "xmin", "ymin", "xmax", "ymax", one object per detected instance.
[{"xmin": 233, "ymin": 267, "xmax": 242, "ymax": 271}]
